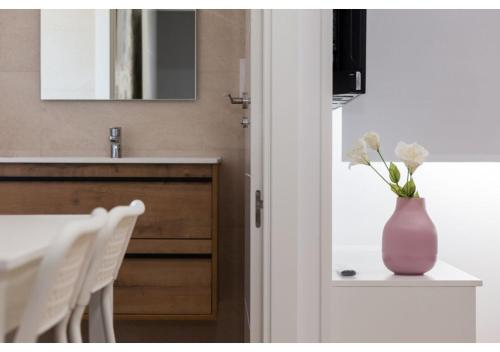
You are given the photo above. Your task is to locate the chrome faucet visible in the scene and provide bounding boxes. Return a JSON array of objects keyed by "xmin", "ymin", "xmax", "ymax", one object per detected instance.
[{"xmin": 109, "ymin": 127, "xmax": 122, "ymax": 158}]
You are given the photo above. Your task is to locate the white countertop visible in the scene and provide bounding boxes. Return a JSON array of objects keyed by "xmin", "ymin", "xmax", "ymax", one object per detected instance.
[
  {"xmin": 0, "ymin": 157, "xmax": 221, "ymax": 164},
  {"xmin": 332, "ymin": 245, "xmax": 482, "ymax": 287}
]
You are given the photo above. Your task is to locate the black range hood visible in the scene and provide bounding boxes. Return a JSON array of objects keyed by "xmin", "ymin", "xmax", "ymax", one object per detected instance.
[{"xmin": 332, "ymin": 9, "xmax": 367, "ymax": 109}]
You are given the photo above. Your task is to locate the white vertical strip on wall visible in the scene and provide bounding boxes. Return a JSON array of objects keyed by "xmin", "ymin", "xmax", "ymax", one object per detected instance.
[
  {"xmin": 94, "ymin": 10, "xmax": 111, "ymax": 99},
  {"xmin": 142, "ymin": 10, "xmax": 157, "ymax": 99},
  {"xmin": 239, "ymin": 58, "xmax": 246, "ymax": 96}
]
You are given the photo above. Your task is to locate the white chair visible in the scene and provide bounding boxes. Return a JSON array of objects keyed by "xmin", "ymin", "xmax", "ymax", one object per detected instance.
[
  {"xmin": 14, "ymin": 208, "xmax": 108, "ymax": 343},
  {"xmin": 69, "ymin": 200, "xmax": 145, "ymax": 343}
]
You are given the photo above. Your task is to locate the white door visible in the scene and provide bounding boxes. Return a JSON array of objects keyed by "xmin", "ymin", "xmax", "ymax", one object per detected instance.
[{"xmin": 242, "ymin": 9, "xmax": 265, "ymax": 343}]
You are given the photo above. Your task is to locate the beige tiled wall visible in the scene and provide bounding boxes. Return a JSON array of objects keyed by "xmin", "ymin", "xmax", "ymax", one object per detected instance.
[{"xmin": 0, "ymin": 9, "xmax": 245, "ymax": 342}]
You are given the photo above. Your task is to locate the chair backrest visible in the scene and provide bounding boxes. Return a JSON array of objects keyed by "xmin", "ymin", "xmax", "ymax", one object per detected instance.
[
  {"xmin": 76, "ymin": 200, "xmax": 145, "ymax": 306},
  {"xmin": 15, "ymin": 208, "xmax": 108, "ymax": 342}
]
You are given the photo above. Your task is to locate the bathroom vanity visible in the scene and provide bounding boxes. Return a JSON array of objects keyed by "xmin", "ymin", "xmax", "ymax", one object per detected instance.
[
  {"xmin": 326, "ymin": 246, "xmax": 482, "ymax": 342},
  {"xmin": 0, "ymin": 157, "xmax": 220, "ymax": 320}
]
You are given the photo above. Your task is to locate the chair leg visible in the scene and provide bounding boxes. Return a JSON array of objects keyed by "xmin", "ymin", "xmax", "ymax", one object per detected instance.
[
  {"xmin": 69, "ymin": 305, "xmax": 85, "ymax": 343},
  {"xmin": 55, "ymin": 315, "xmax": 69, "ymax": 343},
  {"xmin": 101, "ymin": 284, "xmax": 116, "ymax": 343}
]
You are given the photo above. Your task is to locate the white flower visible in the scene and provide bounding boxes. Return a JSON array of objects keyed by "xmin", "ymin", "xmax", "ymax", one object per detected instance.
[
  {"xmin": 395, "ymin": 142, "xmax": 429, "ymax": 174},
  {"xmin": 347, "ymin": 139, "xmax": 370, "ymax": 169},
  {"xmin": 362, "ymin": 131, "xmax": 380, "ymax": 151}
]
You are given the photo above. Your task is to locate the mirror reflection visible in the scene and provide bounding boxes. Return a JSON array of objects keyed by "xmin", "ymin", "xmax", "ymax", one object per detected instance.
[{"xmin": 41, "ymin": 9, "xmax": 197, "ymax": 100}]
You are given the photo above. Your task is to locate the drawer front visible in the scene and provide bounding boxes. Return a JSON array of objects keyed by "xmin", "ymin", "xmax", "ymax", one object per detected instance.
[
  {"xmin": 0, "ymin": 181, "xmax": 212, "ymax": 239},
  {"xmin": 128, "ymin": 238, "xmax": 212, "ymax": 254},
  {"xmin": 114, "ymin": 258, "xmax": 212, "ymax": 315},
  {"xmin": 0, "ymin": 163, "xmax": 212, "ymax": 178}
]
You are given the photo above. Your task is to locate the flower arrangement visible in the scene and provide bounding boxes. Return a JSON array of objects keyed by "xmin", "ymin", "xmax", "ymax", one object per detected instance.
[{"xmin": 347, "ymin": 132, "xmax": 429, "ymax": 198}]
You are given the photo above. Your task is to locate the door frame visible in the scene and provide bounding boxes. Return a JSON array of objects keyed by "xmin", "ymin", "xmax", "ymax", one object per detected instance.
[
  {"xmin": 244, "ymin": 9, "xmax": 267, "ymax": 343},
  {"xmin": 254, "ymin": 9, "xmax": 333, "ymax": 342},
  {"xmin": 319, "ymin": 9, "xmax": 334, "ymax": 342}
]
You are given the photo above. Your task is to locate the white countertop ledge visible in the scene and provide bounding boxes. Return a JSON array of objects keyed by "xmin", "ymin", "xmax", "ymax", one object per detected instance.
[
  {"xmin": 0, "ymin": 157, "xmax": 221, "ymax": 164},
  {"xmin": 332, "ymin": 246, "xmax": 482, "ymax": 287}
]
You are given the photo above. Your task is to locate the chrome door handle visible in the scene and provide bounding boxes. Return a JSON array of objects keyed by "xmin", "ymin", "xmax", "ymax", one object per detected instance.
[{"xmin": 228, "ymin": 92, "xmax": 251, "ymax": 109}]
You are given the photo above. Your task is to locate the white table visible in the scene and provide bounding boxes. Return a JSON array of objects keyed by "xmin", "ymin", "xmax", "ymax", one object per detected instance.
[
  {"xmin": 0, "ymin": 214, "xmax": 99, "ymax": 342},
  {"xmin": 325, "ymin": 246, "xmax": 482, "ymax": 342}
]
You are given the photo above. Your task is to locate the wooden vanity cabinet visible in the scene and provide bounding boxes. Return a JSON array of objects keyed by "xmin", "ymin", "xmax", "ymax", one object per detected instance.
[{"xmin": 0, "ymin": 162, "xmax": 219, "ymax": 320}]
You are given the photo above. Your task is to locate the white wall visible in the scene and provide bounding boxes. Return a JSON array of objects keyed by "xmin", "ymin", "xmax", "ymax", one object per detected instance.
[
  {"xmin": 333, "ymin": 107, "xmax": 500, "ymax": 342},
  {"xmin": 342, "ymin": 10, "xmax": 500, "ymax": 161}
]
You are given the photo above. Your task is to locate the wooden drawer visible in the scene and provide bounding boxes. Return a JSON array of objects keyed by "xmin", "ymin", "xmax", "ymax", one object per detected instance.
[
  {"xmin": 0, "ymin": 163, "xmax": 212, "ymax": 178},
  {"xmin": 114, "ymin": 257, "xmax": 212, "ymax": 316},
  {"xmin": 0, "ymin": 181, "xmax": 212, "ymax": 239},
  {"xmin": 128, "ymin": 239, "xmax": 212, "ymax": 254}
]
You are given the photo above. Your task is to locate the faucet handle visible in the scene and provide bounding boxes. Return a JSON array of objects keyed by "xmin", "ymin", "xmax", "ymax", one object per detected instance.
[{"xmin": 110, "ymin": 126, "xmax": 121, "ymax": 138}]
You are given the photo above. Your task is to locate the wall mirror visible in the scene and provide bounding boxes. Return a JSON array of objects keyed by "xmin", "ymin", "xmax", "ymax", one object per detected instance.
[{"xmin": 40, "ymin": 9, "xmax": 197, "ymax": 100}]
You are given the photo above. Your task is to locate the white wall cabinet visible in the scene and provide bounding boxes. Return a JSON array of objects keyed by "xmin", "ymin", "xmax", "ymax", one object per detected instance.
[{"xmin": 324, "ymin": 247, "xmax": 482, "ymax": 342}]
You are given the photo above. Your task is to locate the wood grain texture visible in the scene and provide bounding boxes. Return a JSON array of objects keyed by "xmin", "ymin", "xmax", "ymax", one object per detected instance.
[
  {"xmin": 0, "ymin": 180, "xmax": 212, "ymax": 239},
  {"xmin": 127, "ymin": 239, "xmax": 212, "ymax": 254},
  {"xmin": 115, "ymin": 258, "xmax": 212, "ymax": 315},
  {"xmin": 0, "ymin": 163, "xmax": 212, "ymax": 178},
  {"xmin": 0, "ymin": 162, "xmax": 220, "ymax": 321}
]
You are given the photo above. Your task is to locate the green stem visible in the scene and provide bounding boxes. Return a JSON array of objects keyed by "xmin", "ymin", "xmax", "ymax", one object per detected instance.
[
  {"xmin": 368, "ymin": 163, "xmax": 392, "ymax": 187},
  {"xmin": 377, "ymin": 150, "xmax": 391, "ymax": 173}
]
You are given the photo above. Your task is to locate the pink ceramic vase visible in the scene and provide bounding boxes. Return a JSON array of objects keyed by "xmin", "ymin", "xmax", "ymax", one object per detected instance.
[{"xmin": 382, "ymin": 197, "xmax": 437, "ymax": 275}]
